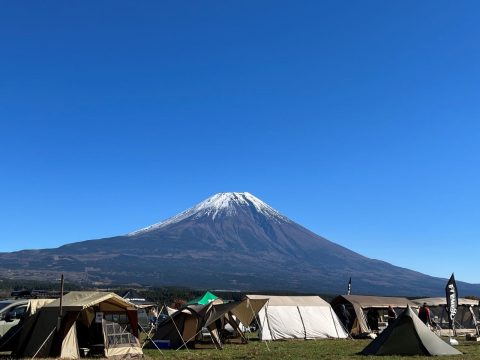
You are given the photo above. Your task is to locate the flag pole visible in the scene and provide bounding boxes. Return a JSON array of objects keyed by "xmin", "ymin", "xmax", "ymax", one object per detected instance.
[
  {"xmin": 445, "ymin": 273, "xmax": 458, "ymax": 344},
  {"xmin": 57, "ymin": 274, "xmax": 64, "ymax": 332}
]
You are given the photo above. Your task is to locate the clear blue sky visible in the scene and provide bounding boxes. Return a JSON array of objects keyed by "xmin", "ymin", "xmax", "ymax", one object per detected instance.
[{"xmin": 1, "ymin": 1, "xmax": 479, "ymax": 284}]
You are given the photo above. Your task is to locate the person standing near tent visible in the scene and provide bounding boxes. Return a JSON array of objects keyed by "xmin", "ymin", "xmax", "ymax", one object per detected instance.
[
  {"xmin": 149, "ymin": 307, "xmax": 158, "ymax": 326},
  {"xmin": 339, "ymin": 304, "xmax": 351, "ymax": 331},
  {"xmin": 387, "ymin": 305, "xmax": 397, "ymax": 326},
  {"xmin": 418, "ymin": 303, "xmax": 432, "ymax": 326},
  {"xmin": 367, "ymin": 309, "xmax": 380, "ymax": 332}
]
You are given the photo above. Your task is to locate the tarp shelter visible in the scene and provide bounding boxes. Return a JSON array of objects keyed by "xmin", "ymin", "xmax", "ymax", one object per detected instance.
[
  {"xmin": 413, "ymin": 297, "xmax": 480, "ymax": 332},
  {"xmin": 231, "ymin": 296, "xmax": 269, "ymax": 328},
  {"xmin": 186, "ymin": 291, "xmax": 221, "ymax": 306},
  {"xmin": 13, "ymin": 291, "xmax": 142, "ymax": 359},
  {"xmin": 361, "ymin": 306, "xmax": 462, "ymax": 356},
  {"xmin": 234, "ymin": 295, "xmax": 347, "ymax": 341},
  {"xmin": 331, "ymin": 295, "xmax": 418, "ymax": 336},
  {"xmin": 152, "ymin": 301, "xmax": 239, "ymax": 349}
]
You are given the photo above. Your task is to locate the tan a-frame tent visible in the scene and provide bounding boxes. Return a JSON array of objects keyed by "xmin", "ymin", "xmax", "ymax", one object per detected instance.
[
  {"xmin": 361, "ymin": 306, "xmax": 462, "ymax": 356},
  {"xmin": 14, "ymin": 291, "xmax": 142, "ymax": 359}
]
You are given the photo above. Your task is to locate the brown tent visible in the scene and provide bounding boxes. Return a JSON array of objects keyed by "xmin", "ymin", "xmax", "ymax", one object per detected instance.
[
  {"xmin": 152, "ymin": 301, "xmax": 240, "ymax": 349},
  {"xmin": 331, "ymin": 295, "xmax": 418, "ymax": 336}
]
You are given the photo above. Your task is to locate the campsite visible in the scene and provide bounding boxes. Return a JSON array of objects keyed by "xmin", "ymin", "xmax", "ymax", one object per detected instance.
[
  {"xmin": 2, "ymin": 1, "xmax": 480, "ymax": 359},
  {"xmin": 0, "ymin": 287, "xmax": 478, "ymax": 359}
]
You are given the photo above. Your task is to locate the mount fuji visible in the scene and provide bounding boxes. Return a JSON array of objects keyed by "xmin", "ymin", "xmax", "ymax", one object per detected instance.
[{"xmin": 0, "ymin": 192, "xmax": 478, "ymax": 296}]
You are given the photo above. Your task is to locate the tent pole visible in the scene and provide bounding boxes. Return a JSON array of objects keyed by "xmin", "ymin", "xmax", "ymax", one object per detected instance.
[
  {"xmin": 175, "ymin": 303, "xmax": 224, "ymax": 351},
  {"xmin": 296, "ymin": 306, "xmax": 308, "ymax": 340},
  {"xmin": 31, "ymin": 327, "xmax": 56, "ymax": 359},
  {"xmin": 245, "ymin": 299, "xmax": 270, "ymax": 351},
  {"xmin": 166, "ymin": 306, "xmax": 190, "ymax": 353},
  {"xmin": 141, "ymin": 323, "xmax": 155, "ymax": 348},
  {"xmin": 329, "ymin": 307, "xmax": 341, "ymax": 339},
  {"xmin": 138, "ymin": 323, "xmax": 165, "ymax": 357},
  {"xmin": 176, "ymin": 326, "xmax": 213, "ymax": 351},
  {"xmin": 227, "ymin": 311, "xmax": 248, "ymax": 343},
  {"xmin": 251, "ymin": 300, "xmax": 271, "ymax": 352},
  {"xmin": 470, "ymin": 305, "xmax": 480, "ymax": 336},
  {"xmin": 207, "ymin": 326, "xmax": 221, "ymax": 351},
  {"xmin": 57, "ymin": 274, "xmax": 64, "ymax": 332},
  {"xmin": 157, "ymin": 304, "xmax": 165, "ymax": 325},
  {"xmin": 159, "ymin": 303, "xmax": 190, "ymax": 352}
]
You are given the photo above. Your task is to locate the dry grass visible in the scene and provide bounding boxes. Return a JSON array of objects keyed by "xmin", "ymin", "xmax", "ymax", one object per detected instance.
[{"xmin": 144, "ymin": 338, "xmax": 480, "ymax": 360}]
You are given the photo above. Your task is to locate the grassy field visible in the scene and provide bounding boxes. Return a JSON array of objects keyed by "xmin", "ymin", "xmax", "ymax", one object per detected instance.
[{"xmin": 144, "ymin": 338, "xmax": 480, "ymax": 360}]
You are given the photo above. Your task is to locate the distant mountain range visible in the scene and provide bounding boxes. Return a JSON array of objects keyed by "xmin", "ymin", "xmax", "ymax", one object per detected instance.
[{"xmin": 0, "ymin": 192, "xmax": 478, "ymax": 296}]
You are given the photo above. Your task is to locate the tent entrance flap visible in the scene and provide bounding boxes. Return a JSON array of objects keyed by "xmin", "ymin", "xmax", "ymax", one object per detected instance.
[{"xmin": 102, "ymin": 320, "xmax": 142, "ymax": 358}]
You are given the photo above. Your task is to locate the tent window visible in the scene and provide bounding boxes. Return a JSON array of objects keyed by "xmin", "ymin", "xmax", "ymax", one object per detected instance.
[
  {"xmin": 104, "ymin": 313, "xmax": 129, "ymax": 326},
  {"xmin": 104, "ymin": 320, "xmax": 137, "ymax": 347}
]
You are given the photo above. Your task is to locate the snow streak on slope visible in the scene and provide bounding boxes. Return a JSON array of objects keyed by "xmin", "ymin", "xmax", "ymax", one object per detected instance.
[{"xmin": 128, "ymin": 192, "xmax": 290, "ymax": 235}]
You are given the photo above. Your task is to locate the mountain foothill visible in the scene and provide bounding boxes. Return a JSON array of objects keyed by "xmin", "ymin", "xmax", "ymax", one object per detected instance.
[{"xmin": 0, "ymin": 192, "xmax": 478, "ymax": 296}]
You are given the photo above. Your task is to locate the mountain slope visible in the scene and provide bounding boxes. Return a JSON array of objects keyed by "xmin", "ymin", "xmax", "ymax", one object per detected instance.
[{"xmin": 0, "ymin": 192, "xmax": 478, "ymax": 296}]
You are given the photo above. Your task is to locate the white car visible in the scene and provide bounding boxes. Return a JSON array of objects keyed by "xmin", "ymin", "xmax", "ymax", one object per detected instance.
[{"xmin": 0, "ymin": 300, "xmax": 29, "ymax": 338}]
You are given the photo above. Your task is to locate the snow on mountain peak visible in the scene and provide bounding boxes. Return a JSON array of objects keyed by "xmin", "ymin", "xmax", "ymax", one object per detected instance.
[{"xmin": 128, "ymin": 192, "xmax": 289, "ymax": 235}]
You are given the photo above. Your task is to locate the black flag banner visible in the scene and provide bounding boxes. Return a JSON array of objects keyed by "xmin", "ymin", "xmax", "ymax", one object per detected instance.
[
  {"xmin": 347, "ymin": 277, "xmax": 352, "ymax": 295},
  {"xmin": 445, "ymin": 273, "xmax": 458, "ymax": 330}
]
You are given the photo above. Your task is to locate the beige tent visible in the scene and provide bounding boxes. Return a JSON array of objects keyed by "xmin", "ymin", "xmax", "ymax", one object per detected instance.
[
  {"xmin": 14, "ymin": 291, "xmax": 142, "ymax": 359},
  {"xmin": 331, "ymin": 295, "xmax": 418, "ymax": 336},
  {"xmin": 233, "ymin": 295, "xmax": 347, "ymax": 341}
]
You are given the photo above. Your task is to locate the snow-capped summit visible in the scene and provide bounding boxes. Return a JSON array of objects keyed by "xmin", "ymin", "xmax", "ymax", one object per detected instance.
[{"xmin": 128, "ymin": 192, "xmax": 289, "ymax": 235}]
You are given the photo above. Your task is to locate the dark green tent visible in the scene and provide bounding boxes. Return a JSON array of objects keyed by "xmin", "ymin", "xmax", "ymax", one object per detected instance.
[{"xmin": 361, "ymin": 305, "xmax": 462, "ymax": 356}]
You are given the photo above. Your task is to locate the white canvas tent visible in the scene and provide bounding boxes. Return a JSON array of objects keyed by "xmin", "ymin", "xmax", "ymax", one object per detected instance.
[{"xmin": 233, "ymin": 295, "xmax": 347, "ymax": 341}]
